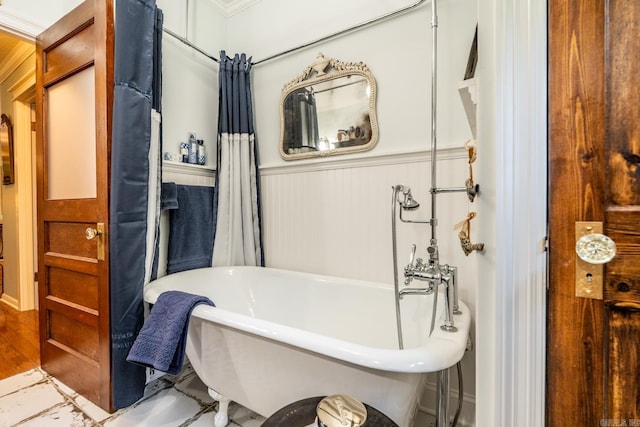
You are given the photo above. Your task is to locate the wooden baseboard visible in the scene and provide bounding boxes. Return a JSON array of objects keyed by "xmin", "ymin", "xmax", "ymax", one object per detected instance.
[{"xmin": 0, "ymin": 293, "xmax": 20, "ymax": 310}]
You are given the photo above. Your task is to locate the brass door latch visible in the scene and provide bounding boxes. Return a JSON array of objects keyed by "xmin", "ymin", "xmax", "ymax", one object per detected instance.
[
  {"xmin": 85, "ymin": 222, "xmax": 105, "ymax": 261},
  {"xmin": 575, "ymin": 221, "xmax": 617, "ymax": 299}
]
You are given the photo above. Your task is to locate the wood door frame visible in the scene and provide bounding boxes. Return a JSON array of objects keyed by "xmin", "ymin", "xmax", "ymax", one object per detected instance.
[{"xmin": 11, "ymin": 87, "xmax": 37, "ymax": 312}]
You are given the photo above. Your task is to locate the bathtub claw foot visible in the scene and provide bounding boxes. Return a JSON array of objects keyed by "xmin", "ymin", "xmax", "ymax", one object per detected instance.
[{"xmin": 208, "ymin": 388, "xmax": 231, "ymax": 427}]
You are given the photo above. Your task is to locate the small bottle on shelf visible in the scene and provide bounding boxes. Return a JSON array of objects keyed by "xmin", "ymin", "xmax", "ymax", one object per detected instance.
[
  {"xmin": 188, "ymin": 133, "xmax": 198, "ymax": 164},
  {"xmin": 197, "ymin": 139, "xmax": 206, "ymax": 165}
]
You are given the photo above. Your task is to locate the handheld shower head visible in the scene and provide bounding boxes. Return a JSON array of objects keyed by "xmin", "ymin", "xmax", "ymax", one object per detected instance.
[{"xmin": 401, "ymin": 188, "xmax": 420, "ymax": 210}]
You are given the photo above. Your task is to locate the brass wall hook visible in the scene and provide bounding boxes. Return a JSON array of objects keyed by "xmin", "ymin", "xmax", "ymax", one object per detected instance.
[
  {"xmin": 465, "ymin": 178, "xmax": 479, "ymax": 202},
  {"xmin": 459, "ymin": 230, "xmax": 485, "ymax": 256},
  {"xmin": 454, "ymin": 212, "xmax": 485, "ymax": 256},
  {"xmin": 464, "ymin": 140, "xmax": 479, "ymax": 202}
]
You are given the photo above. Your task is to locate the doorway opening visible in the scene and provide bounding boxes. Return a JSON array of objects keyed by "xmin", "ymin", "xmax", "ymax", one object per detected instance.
[{"xmin": 0, "ymin": 29, "xmax": 39, "ymax": 380}]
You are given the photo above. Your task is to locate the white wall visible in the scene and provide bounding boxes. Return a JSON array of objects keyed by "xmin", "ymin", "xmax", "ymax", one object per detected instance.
[
  {"xmin": 242, "ymin": 0, "xmax": 477, "ymax": 167},
  {"xmin": 157, "ymin": 0, "xmax": 224, "ymax": 168},
  {"xmin": 225, "ymin": 0, "xmax": 419, "ymax": 60},
  {"xmin": 160, "ymin": 37, "xmax": 218, "ymax": 168}
]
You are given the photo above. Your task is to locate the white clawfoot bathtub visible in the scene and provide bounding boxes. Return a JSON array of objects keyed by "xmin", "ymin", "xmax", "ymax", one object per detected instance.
[{"xmin": 144, "ymin": 267, "xmax": 470, "ymax": 426}]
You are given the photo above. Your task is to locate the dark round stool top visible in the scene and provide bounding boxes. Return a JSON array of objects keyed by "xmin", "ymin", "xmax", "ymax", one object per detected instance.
[{"xmin": 262, "ymin": 396, "xmax": 398, "ymax": 427}]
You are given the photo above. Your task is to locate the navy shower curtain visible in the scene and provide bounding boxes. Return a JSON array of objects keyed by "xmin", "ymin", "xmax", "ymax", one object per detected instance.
[
  {"xmin": 110, "ymin": 0, "xmax": 163, "ymax": 408},
  {"xmin": 212, "ymin": 52, "xmax": 264, "ymax": 266}
]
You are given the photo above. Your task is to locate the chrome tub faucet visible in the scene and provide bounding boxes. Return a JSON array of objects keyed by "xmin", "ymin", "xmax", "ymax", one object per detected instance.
[{"xmin": 401, "ymin": 244, "xmax": 459, "ymax": 332}]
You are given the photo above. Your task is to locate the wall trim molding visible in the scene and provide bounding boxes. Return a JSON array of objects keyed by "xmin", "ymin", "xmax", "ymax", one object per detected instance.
[
  {"xmin": 0, "ymin": 293, "xmax": 19, "ymax": 310},
  {"xmin": 260, "ymin": 145, "xmax": 467, "ymax": 176},
  {"xmin": 476, "ymin": 0, "xmax": 548, "ymax": 426},
  {"xmin": 207, "ymin": 0, "xmax": 262, "ymax": 17},
  {"xmin": 0, "ymin": 43, "xmax": 34, "ymax": 85},
  {"xmin": 162, "ymin": 160, "xmax": 215, "ymax": 177},
  {"xmin": 0, "ymin": 10, "xmax": 42, "ymax": 41},
  {"xmin": 8, "ymin": 65, "xmax": 35, "ymax": 101},
  {"xmin": 13, "ymin": 97, "xmax": 37, "ymax": 311}
]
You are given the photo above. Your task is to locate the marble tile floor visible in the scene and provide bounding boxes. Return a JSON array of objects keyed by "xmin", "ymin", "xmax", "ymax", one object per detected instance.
[
  {"xmin": 0, "ymin": 366, "xmax": 437, "ymax": 427},
  {"xmin": 0, "ymin": 365, "xmax": 265, "ymax": 427}
]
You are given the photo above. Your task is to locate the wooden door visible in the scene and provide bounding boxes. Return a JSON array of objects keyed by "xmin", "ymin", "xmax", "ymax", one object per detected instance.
[
  {"xmin": 35, "ymin": 0, "xmax": 113, "ymax": 411},
  {"xmin": 548, "ymin": 0, "xmax": 640, "ymax": 424}
]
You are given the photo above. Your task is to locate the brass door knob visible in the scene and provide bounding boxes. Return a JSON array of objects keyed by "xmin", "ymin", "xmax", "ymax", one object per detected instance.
[{"xmin": 85, "ymin": 227, "xmax": 102, "ymax": 240}]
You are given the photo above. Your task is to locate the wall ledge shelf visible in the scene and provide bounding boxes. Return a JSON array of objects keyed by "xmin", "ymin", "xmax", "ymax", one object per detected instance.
[
  {"xmin": 458, "ymin": 77, "xmax": 477, "ymax": 139},
  {"xmin": 163, "ymin": 161, "xmax": 215, "ymax": 177}
]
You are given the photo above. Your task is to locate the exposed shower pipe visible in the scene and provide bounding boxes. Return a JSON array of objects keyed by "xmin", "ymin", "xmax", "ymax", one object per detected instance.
[
  {"xmin": 429, "ymin": 0, "xmax": 439, "ymax": 245},
  {"xmin": 429, "ymin": 2, "xmax": 454, "ymax": 426},
  {"xmin": 389, "ymin": 1, "xmax": 465, "ymax": 425}
]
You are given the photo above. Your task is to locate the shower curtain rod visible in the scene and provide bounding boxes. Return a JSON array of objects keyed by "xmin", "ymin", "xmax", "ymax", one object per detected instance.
[
  {"xmin": 162, "ymin": 0, "xmax": 427, "ymax": 66},
  {"xmin": 162, "ymin": 27, "xmax": 220, "ymax": 62}
]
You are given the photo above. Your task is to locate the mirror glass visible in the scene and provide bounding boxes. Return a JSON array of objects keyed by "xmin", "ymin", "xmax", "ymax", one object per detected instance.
[
  {"xmin": 280, "ymin": 54, "xmax": 378, "ymax": 160},
  {"xmin": 0, "ymin": 114, "xmax": 14, "ymax": 185}
]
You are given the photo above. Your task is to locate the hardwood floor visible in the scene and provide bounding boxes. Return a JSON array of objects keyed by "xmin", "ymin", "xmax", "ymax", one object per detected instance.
[{"xmin": 0, "ymin": 301, "xmax": 40, "ymax": 380}]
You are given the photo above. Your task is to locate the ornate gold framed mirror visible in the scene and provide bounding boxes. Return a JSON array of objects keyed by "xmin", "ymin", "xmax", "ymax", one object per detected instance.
[
  {"xmin": 0, "ymin": 114, "xmax": 14, "ymax": 185},
  {"xmin": 280, "ymin": 54, "xmax": 378, "ymax": 160}
]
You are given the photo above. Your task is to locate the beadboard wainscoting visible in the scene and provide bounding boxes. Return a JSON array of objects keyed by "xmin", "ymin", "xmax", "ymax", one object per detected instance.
[
  {"xmin": 260, "ymin": 147, "xmax": 479, "ymax": 422},
  {"xmin": 260, "ymin": 147, "xmax": 476, "ymax": 285}
]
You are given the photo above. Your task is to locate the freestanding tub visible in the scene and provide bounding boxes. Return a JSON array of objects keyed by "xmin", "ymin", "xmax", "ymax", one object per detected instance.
[{"xmin": 144, "ymin": 266, "xmax": 470, "ymax": 426}]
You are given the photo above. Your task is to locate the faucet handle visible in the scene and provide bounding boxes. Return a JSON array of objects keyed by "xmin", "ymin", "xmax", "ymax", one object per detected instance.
[{"xmin": 408, "ymin": 244, "xmax": 417, "ymax": 266}]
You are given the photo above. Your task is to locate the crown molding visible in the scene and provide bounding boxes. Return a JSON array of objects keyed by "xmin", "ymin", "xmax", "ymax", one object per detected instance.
[
  {"xmin": 207, "ymin": 0, "xmax": 262, "ymax": 17},
  {"xmin": 8, "ymin": 64, "xmax": 35, "ymax": 101},
  {"xmin": 0, "ymin": 9, "xmax": 43, "ymax": 40}
]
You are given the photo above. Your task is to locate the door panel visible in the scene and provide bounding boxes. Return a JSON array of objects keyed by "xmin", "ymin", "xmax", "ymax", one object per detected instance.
[
  {"xmin": 36, "ymin": 0, "xmax": 113, "ymax": 411},
  {"xmin": 603, "ymin": 0, "xmax": 640, "ymax": 419},
  {"xmin": 548, "ymin": 0, "xmax": 640, "ymax": 424},
  {"xmin": 548, "ymin": 0, "xmax": 606, "ymax": 423},
  {"xmin": 608, "ymin": 310, "xmax": 640, "ymax": 417}
]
